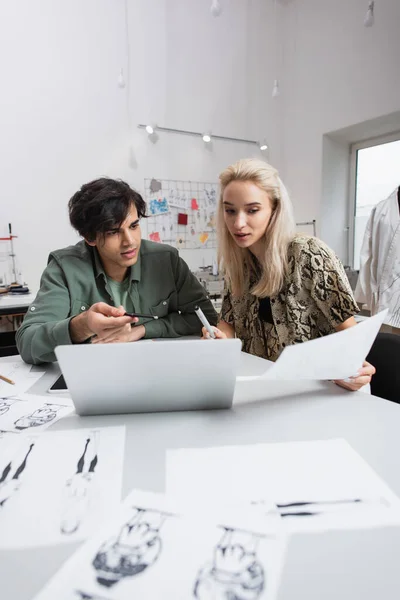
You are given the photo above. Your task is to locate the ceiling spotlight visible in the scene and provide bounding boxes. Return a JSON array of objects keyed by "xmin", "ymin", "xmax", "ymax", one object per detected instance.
[
  {"xmin": 145, "ymin": 124, "xmax": 155, "ymax": 135},
  {"xmin": 364, "ymin": 1, "xmax": 374, "ymax": 26},
  {"xmin": 202, "ymin": 133, "xmax": 212, "ymax": 143},
  {"xmin": 272, "ymin": 79, "xmax": 280, "ymax": 98},
  {"xmin": 259, "ymin": 141, "xmax": 268, "ymax": 151},
  {"xmin": 211, "ymin": 0, "xmax": 222, "ymax": 17}
]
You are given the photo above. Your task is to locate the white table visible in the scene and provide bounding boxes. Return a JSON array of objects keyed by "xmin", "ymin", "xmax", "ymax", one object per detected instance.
[
  {"xmin": 0, "ymin": 292, "xmax": 36, "ymax": 314},
  {"xmin": 2, "ymin": 352, "xmax": 400, "ymax": 600}
]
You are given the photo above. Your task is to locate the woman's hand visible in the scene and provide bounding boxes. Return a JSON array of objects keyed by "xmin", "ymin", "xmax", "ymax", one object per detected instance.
[
  {"xmin": 201, "ymin": 320, "xmax": 235, "ymax": 340},
  {"xmin": 201, "ymin": 326, "xmax": 227, "ymax": 340},
  {"xmin": 334, "ymin": 360, "xmax": 376, "ymax": 392}
]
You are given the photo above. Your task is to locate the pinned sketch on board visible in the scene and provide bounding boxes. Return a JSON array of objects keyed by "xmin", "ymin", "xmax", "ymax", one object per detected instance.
[
  {"xmin": 148, "ymin": 197, "xmax": 169, "ymax": 216},
  {"xmin": 149, "ymin": 178, "xmax": 162, "ymax": 195},
  {"xmin": 32, "ymin": 490, "xmax": 286, "ymax": 600},
  {"xmin": 0, "ymin": 394, "xmax": 73, "ymax": 435},
  {"xmin": 144, "ymin": 178, "xmax": 218, "ymax": 250},
  {"xmin": 169, "ymin": 189, "xmax": 188, "ymax": 210},
  {"xmin": 166, "ymin": 438, "xmax": 400, "ymax": 533},
  {"xmin": 0, "ymin": 360, "xmax": 45, "ymax": 397},
  {"xmin": 0, "ymin": 426, "xmax": 125, "ymax": 548}
]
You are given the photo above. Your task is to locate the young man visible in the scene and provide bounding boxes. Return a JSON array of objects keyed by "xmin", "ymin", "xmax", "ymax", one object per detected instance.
[{"xmin": 16, "ymin": 178, "xmax": 217, "ymax": 364}]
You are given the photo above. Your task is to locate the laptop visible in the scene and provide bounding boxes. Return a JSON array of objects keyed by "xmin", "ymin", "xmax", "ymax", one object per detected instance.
[{"xmin": 55, "ymin": 338, "xmax": 242, "ymax": 416}]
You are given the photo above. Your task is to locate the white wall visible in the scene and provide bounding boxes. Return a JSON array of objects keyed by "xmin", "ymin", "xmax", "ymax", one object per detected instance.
[
  {"xmin": 279, "ymin": 0, "xmax": 400, "ymax": 262},
  {"xmin": 0, "ymin": 0, "xmax": 276, "ymax": 289},
  {"xmin": 320, "ymin": 135, "xmax": 350, "ymax": 262}
]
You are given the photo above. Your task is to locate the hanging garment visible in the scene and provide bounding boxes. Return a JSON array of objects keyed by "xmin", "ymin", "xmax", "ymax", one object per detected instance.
[{"xmin": 355, "ymin": 188, "xmax": 400, "ymax": 327}]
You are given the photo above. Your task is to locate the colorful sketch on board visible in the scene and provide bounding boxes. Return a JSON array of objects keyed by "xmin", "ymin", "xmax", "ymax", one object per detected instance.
[
  {"xmin": 207, "ymin": 214, "xmax": 216, "ymax": 228},
  {"xmin": 149, "ymin": 232, "xmax": 161, "ymax": 243},
  {"xmin": 149, "ymin": 198, "xmax": 169, "ymax": 216},
  {"xmin": 199, "ymin": 233, "xmax": 209, "ymax": 245},
  {"xmin": 149, "ymin": 179, "xmax": 162, "ymax": 195},
  {"xmin": 144, "ymin": 178, "xmax": 218, "ymax": 250}
]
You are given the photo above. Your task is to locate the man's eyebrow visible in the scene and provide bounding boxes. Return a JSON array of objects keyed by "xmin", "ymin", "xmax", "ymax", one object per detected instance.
[{"xmin": 106, "ymin": 219, "xmax": 139, "ymax": 232}]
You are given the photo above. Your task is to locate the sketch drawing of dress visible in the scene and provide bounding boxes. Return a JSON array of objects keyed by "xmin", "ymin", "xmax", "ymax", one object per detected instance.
[
  {"xmin": 60, "ymin": 431, "xmax": 99, "ymax": 535},
  {"xmin": 14, "ymin": 404, "xmax": 63, "ymax": 430},
  {"xmin": 193, "ymin": 528, "xmax": 265, "ymax": 600},
  {"xmin": 92, "ymin": 508, "xmax": 167, "ymax": 588},
  {"xmin": 0, "ymin": 440, "xmax": 35, "ymax": 508},
  {"xmin": 0, "ymin": 398, "xmax": 18, "ymax": 417},
  {"xmin": 73, "ymin": 591, "xmax": 111, "ymax": 600}
]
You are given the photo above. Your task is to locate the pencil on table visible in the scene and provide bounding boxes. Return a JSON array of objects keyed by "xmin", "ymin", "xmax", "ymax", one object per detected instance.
[{"xmin": 0, "ymin": 374, "xmax": 15, "ymax": 385}]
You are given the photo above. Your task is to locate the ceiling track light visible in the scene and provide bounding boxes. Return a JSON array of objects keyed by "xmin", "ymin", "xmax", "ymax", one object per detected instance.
[
  {"xmin": 137, "ymin": 124, "xmax": 264, "ymax": 148},
  {"xmin": 259, "ymin": 140, "xmax": 268, "ymax": 151},
  {"xmin": 272, "ymin": 79, "xmax": 280, "ymax": 98},
  {"xmin": 364, "ymin": 0, "xmax": 375, "ymax": 26}
]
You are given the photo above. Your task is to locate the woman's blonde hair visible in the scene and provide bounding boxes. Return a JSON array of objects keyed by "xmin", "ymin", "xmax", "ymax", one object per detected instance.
[{"xmin": 217, "ymin": 158, "xmax": 296, "ymax": 298}]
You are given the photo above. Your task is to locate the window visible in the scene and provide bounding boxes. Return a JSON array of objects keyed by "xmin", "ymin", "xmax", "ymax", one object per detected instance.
[{"xmin": 349, "ymin": 133, "xmax": 400, "ymax": 270}]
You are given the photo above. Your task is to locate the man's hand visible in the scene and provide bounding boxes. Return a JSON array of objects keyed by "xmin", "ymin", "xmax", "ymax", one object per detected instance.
[
  {"xmin": 92, "ymin": 324, "xmax": 146, "ymax": 344},
  {"xmin": 70, "ymin": 303, "xmax": 138, "ymax": 344}
]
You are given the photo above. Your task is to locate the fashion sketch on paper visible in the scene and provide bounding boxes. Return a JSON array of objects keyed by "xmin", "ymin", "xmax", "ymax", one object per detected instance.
[
  {"xmin": 92, "ymin": 507, "xmax": 169, "ymax": 588},
  {"xmin": 14, "ymin": 403, "xmax": 65, "ymax": 430},
  {"xmin": 60, "ymin": 431, "xmax": 99, "ymax": 535},
  {"xmin": 193, "ymin": 527, "xmax": 265, "ymax": 599},
  {"xmin": 73, "ymin": 591, "xmax": 112, "ymax": 600},
  {"xmin": 0, "ymin": 439, "xmax": 35, "ymax": 508},
  {"xmin": 0, "ymin": 398, "xmax": 20, "ymax": 417}
]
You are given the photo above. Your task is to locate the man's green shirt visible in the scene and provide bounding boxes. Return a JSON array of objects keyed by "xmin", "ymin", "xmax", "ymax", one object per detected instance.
[{"xmin": 16, "ymin": 239, "xmax": 218, "ymax": 364}]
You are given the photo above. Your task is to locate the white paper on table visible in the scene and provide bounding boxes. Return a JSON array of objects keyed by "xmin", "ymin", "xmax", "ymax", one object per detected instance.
[
  {"xmin": 0, "ymin": 360, "xmax": 45, "ymax": 397},
  {"xmin": 166, "ymin": 438, "xmax": 400, "ymax": 533},
  {"xmin": 237, "ymin": 309, "xmax": 387, "ymax": 382},
  {"xmin": 32, "ymin": 489, "xmax": 287, "ymax": 600},
  {"xmin": 0, "ymin": 426, "xmax": 125, "ymax": 548},
  {"xmin": 0, "ymin": 394, "xmax": 73, "ymax": 434}
]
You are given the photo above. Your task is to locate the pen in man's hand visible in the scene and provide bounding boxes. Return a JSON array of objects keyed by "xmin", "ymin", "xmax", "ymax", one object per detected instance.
[
  {"xmin": 194, "ymin": 306, "xmax": 216, "ymax": 339},
  {"xmin": 124, "ymin": 312, "xmax": 159, "ymax": 320}
]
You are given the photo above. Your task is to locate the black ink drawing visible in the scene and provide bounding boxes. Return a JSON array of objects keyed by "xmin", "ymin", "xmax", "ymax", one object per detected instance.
[
  {"xmin": 193, "ymin": 527, "xmax": 265, "ymax": 600},
  {"xmin": 60, "ymin": 431, "xmax": 99, "ymax": 535},
  {"xmin": 13, "ymin": 403, "xmax": 65, "ymax": 430},
  {"xmin": 0, "ymin": 439, "xmax": 35, "ymax": 508},
  {"xmin": 0, "ymin": 398, "xmax": 19, "ymax": 417},
  {"xmin": 92, "ymin": 507, "xmax": 168, "ymax": 588},
  {"xmin": 73, "ymin": 591, "xmax": 111, "ymax": 600}
]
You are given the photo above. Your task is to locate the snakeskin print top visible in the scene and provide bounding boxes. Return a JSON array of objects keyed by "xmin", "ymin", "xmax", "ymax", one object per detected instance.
[{"xmin": 220, "ymin": 235, "xmax": 359, "ymax": 362}]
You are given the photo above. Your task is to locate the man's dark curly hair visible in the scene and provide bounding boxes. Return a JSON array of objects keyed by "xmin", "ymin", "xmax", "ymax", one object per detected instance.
[{"xmin": 68, "ymin": 178, "xmax": 147, "ymax": 242}]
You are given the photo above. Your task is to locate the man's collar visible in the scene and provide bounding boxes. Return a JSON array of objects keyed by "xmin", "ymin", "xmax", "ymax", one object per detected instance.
[{"xmin": 92, "ymin": 245, "xmax": 141, "ymax": 282}]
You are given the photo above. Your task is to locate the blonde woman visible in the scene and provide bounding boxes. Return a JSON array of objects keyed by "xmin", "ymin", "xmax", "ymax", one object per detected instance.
[{"xmin": 204, "ymin": 158, "xmax": 375, "ymax": 392}]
